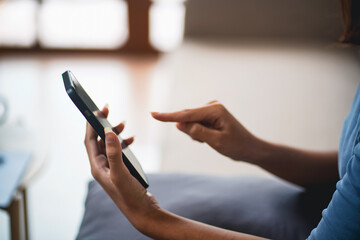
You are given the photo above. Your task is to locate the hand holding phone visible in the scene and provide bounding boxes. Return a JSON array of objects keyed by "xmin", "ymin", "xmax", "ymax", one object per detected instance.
[{"xmin": 63, "ymin": 71, "xmax": 149, "ymax": 188}]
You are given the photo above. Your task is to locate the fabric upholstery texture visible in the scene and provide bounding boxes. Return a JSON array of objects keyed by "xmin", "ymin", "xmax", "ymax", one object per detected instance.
[{"xmin": 77, "ymin": 173, "xmax": 333, "ymax": 240}]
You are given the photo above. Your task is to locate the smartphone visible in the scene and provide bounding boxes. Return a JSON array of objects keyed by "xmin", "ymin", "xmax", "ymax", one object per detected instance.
[{"xmin": 62, "ymin": 70, "xmax": 149, "ymax": 189}]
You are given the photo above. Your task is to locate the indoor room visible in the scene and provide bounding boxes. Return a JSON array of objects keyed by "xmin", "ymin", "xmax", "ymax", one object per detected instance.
[{"xmin": 0, "ymin": 0, "xmax": 359, "ymax": 239}]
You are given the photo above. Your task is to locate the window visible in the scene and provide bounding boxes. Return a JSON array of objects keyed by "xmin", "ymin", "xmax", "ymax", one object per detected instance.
[
  {"xmin": 150, "ymin": 0, "xmax": 185, "ymax": 52},
  {"xmin": 0, "ymin": 0, "xmax": 186, "ymax": 52},
  {"xmin": 0, "ymin": 0, "xmax": 37, "ymax": 47},
  {"xmin": 38, "ymin": 0, "xmax": 128, "ymax": 49}
]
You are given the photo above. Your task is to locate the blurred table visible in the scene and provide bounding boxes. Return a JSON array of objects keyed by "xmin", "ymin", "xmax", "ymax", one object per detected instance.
[{"xmin": 0, "ymin": 124, "xmax": 47, "ymax": 240}]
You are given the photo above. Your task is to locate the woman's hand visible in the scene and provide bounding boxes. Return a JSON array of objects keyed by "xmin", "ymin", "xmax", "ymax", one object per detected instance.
[
  {"xmin": 152, "ymin": 102, "xmax": 339, "ymax": 187},
  {"xmin": 84, "ymin": 106, "xmax": 160, "ymax": 231},
  {"xmin": 152, "ymin": 101, "xmax": 263, "ymax": 162},
  {"xmin": 84, "ymin": 106, "xmax": 270, "ymax": 240}
]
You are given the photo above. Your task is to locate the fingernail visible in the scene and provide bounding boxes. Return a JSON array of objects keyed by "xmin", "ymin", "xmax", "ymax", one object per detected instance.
[
  {"xmin": 104, "ymin": 103, "xmax": 109, "ymax": 109},
  {"xmin": 120, "ymin": 120, "xmax": 126, "ymax": 126},
  {"xmin": 104, "ymin": 127, "xmax": 115, "ymax": 143},
  {"xmin": 151, "ymin": 112, "xmax": 159, "ymax": 115},
  {"xmin": 104, "ymin": 127, "xmax": 112, "ymax": 134}
]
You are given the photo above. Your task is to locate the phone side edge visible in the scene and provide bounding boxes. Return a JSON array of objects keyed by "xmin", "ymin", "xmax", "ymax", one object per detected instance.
[
  {"xmin": 123, "ymin": 153, "xmax": 149, "ymax": 189},
  {"xmin": 63, "ymin": 72, "xmax": 106, "ymax": 140}
]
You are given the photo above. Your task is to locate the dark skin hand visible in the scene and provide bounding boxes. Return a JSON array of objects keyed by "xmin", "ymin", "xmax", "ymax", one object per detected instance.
[
  {"xmin": 85, "ymin": 106, "xmax": 156, "ymax": 228},
  {"xmin": 84, "ymin": 101, "xmax": 338, "ymax": 239},
  {"xmin": 84, "ymin": 105, "xmax": 268, "ymax": 240},
  {"xmin": 152, "ymin": 101, "xmax": 339, "ymax": 187}
]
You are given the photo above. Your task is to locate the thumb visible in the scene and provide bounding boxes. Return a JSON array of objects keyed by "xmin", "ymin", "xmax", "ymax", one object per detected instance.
[
  {"xmin": 104, "ymin": 127, "xmax": 124, "ymax": 176},
  {"xmin": 177, "ymin": 122, "xmax": 220, "ymax": 145}
]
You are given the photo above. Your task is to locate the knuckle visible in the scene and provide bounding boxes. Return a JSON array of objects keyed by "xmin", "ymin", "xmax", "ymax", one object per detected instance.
[
  {"xmin": 197, "ymin": 125, "xmax": 205, "ymax": 137},
  {"xmin": 179, "ymin": 109, "xmax": 191, "ymax": 119},
  {"xmin": 215, "ymin": 103, "xmax": 225, "ymax": 111},
  {"xmin": 106, "ymin": 149, "xmax": 119, "ymax": 160},
  {"xmin": 189, "ymin": 124, "xmax": 205, "ymax": 142},
  {"xmin": 189, "ymin": 124, "xmax": 200, "ymax": 136},
  {"xmin": 190, "ymin": 135, "xmax": 197, "ymax": 141},
  {"xmin": 212, "ymin": 103, "xmax": 227, "ymax": 116}
]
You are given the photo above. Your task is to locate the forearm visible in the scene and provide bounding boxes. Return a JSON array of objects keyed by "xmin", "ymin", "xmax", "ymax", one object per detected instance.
[
  {"xmin": 110, "ymin": 185, "xmax": 269, "ymax": 240},
  {"xmin": 138, "ymin": 208, "xmax": 268, "ymax": 240},
  {"xmin": 250, "ymin": 139, "xmax": 339, "ymax": 187}
]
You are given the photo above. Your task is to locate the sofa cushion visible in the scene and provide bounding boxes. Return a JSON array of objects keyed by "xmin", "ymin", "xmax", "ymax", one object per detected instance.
[{"xmin": 77, "ymin": 173, "xmax": 332, "ymax": 240}]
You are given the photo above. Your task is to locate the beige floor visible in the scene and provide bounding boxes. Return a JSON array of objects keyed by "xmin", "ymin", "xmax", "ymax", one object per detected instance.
[{"xmin": 0, "ymin": 40, "xmax": 359, "ymax": 239}]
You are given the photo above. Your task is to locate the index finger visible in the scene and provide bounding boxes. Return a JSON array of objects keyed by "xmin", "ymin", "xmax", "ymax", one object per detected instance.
[{"xmin": 151, "ymin": 105, "xmax": 215, "ymax": 123}]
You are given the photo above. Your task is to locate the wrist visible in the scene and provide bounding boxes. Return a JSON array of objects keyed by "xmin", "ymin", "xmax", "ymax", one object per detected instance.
[
  {"xmin": 110, "ymin": 191, "xmax": 163, "ymax": 235},
  {"xmin": 242, "ymin": 136, "xmax": 273, "ymax": 165},
  {"xmin": 136, "ymin": 207, "xmax": 175, "ymax": 239}
]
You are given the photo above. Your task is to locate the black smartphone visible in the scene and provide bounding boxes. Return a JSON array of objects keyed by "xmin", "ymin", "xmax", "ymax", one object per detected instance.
[{"xmin": 62, "ymin": 70, "xmax": 149, "ymax": 189}]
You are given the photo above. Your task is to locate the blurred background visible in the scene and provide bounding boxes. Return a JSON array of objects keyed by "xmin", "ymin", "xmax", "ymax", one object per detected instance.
[{"xmin": 0, "ymin": 0, "xmax": 359, "ymax": 239}]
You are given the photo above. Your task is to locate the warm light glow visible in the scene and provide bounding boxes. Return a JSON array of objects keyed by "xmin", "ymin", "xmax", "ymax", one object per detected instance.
[
  {"xmin": 0, "ymin": 0, "xmax": 186, "ymax": 51},
  {"xmin": 38, "ymin": 0, "xmax": 128, "ymax": 49},
  {"xmin": 150, "ymin": 0, "xmax": 186, "ymax": 52},
  {"xmin": 0, "ymin": 0, "xmax": 38, "ymax": 47}
]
